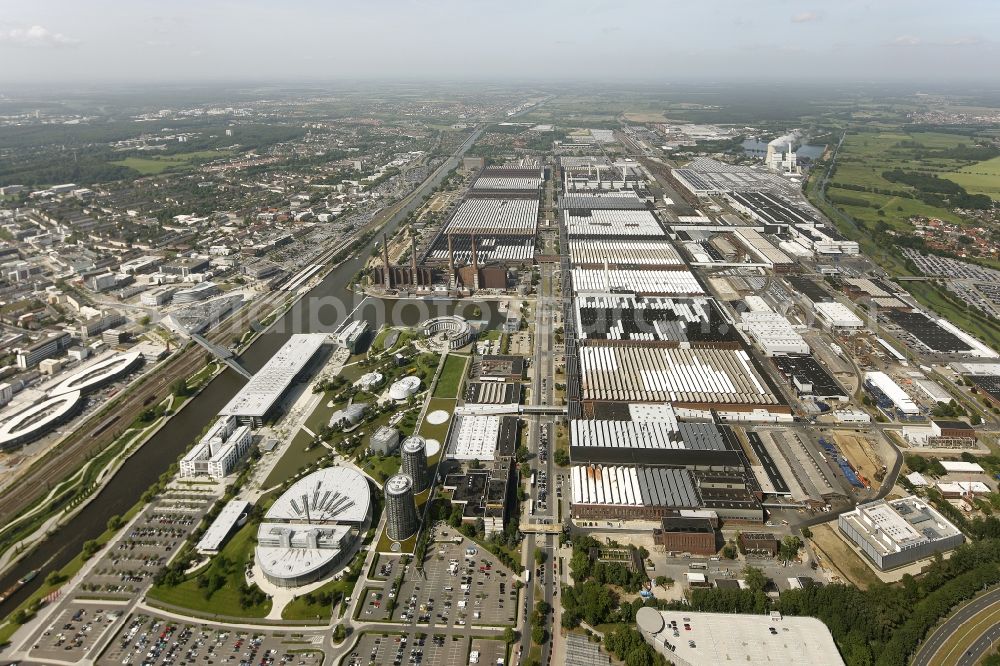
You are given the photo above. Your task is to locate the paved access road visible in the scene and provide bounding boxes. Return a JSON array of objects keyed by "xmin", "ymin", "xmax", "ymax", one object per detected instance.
[{"xmin": 913, "ymin": 587, "xmax": 1000, "ymax": 666}]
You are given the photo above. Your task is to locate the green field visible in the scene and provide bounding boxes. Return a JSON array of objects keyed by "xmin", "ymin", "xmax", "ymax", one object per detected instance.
[
  {"xmin": 944, "ymin": 155, "xmax": 1000, "ymax": 198},
  {"xmin": 432, "ymin": 354, "xmax": 468, "ymax": 399},
  {"xmin": 111, "ymin": 149, "xmax": 233, "ymax": 175},
  {"xmin": 827, "ymin": 129, "xmax": 989, "ymax": 229},
  {"xmin": 146, "ymin": 522, "xmax": 271, "ymax": 618}
]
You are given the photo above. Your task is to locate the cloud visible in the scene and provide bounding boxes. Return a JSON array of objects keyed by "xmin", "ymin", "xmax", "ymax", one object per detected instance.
[
  {"xmin": 0, "ymin": 25, "xmax": 79, "ymax": 47},
  {"xmin": 944, "ymin": 36, "xmax": 982, "ymax": 46},
  {"xmin": 888, "ymin": 35, "xmax": 921, "ymax": 47},
  {"xmin": 886, "ymin": 35, "xmax": 984, "ymax": 48},
  {"xmin": 791, "ymin": 11, "xmax": 818, "ymax": 23}
]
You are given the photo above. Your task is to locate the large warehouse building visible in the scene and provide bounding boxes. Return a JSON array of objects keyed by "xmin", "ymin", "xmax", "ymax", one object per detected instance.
[
  {"xmin": 565, "ymin": 209, "xmax": 665, "ymax": 237},
  {"xmin": 569, "ymin": 239, "xmax": 684, "ymax": 267},
  {"xmin": 571, "ymin": 269, "xmax": 704, "ymax": 295},
  {"xmin": 574, "ymin": 294, "xmax": 736, "ymax": 343},
  {"xmin": 219, "ymin": 333, "xmax": 329, "ymax": 426},
  {"xmin": 577, "ymin": 344, "xmax": 783, "ymax": 412},
  {"xmin": 255, "ymin": 466, "xmax": 372, "ymax": 588},
  {"xmin": 636, "ymin": 607, "xmax": 845, "ymax": 666},
  {"xmin": 838, "ymin": 496, "xmax": 964, "ymax": 570}
]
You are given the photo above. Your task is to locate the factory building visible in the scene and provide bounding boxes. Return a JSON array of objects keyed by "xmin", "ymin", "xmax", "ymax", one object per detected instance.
[
  {"xmin": 864, "ymin": 371, "xmax": 921, "ymax": 420},
  {"xmin": 571, "ymin": 268, "xmax": 704, "ymax": 295},
  {"xmin": 814, "ymin": 302, "xmax": 864, "ymax": 331},
  {"xmin": 838, "ymin": 496, "xmax": 964, "ymax": 570},
  {"xmin": 739, "ymin": 311, "xmax": 810, "ymax": 356},
  {"xmin": 564, "ymin": 209, "xmax": 665, "ymax": 238},
  {"xmin": 652, "ymin": 516, "xmax": 719, "ymax": 555},
  {"xmin": 574, "ymin": 295, "xmax": 736, "ymax": 344},
  {"xmin": 577, "ymin": 344, "xmax": 782, "ymax": 409},
  {"xmin": 569, "ymin": 239, "xmax": 684, "ymax": 267}
]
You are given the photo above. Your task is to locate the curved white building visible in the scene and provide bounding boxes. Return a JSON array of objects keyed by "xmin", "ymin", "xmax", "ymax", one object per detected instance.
[
  {"xmin": 388, "ymin": 375, "xmax": 421, "ymax": 401},
  {"xmin": 48, "ymin": 351, "xmax": 143, "ymax": 397},
  {"xmin": 0, "ymin": 391, "xmax": 83, "ymax": 450},
  {"xmin": 421, "ymin": 316, "xmax": 474, "ymax": 350},
  {"xmin": 255, "ymin": 466, "xmax": 372, "ymax": 588}
]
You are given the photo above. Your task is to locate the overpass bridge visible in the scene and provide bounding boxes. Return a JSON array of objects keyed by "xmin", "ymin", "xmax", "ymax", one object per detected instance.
[
  {"xmin": 521, "ymin": 405, "xmax": 568, "ymax": 416},
  {"xmin": 519, "ymin": 523, "xmax": 566, "ymax": 535},
  {"xmin": 189, "ymin": 332, "xmax": 253, "ymax": 379}
]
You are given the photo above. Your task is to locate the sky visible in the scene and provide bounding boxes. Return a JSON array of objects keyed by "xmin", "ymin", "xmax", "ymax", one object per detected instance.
[{"xmin": 0, "ymin": 0, "xmax": 995, "ymax": 85}]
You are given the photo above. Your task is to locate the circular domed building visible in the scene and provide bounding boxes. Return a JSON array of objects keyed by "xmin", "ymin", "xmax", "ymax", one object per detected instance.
[
  {"xmin": 388, "ymin": 375, "xmax": 421, "ymax": 401},
  {"xmin": 421, "ymin": 316, "xmax": 474, "ymax": 350},
  {"xmin": 255, "ymin": 467, "xmax": 372, "ymax": 588}
]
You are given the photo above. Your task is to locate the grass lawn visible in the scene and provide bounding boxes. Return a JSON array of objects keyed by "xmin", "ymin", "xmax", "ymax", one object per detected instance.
[
  {"xmin": 432, "ymin": 354, "xmax": 468, "ymax": 399},
  {"xmin": 263, "ymin": 432, "xmax": 332, "ymax": 488},
  {"xmin": 147, "ymin": 521, "xmax": 271, "ymax": 618},
  {"xmin": 111, "ymin": 149, "xmax": 233, "ymax": 175},
  {"xmin": 943, "ymin": 155, "xmax": 1000, "ymax": 198},
  {"xmin": 359, "ymin": 454, "xmax": 402, "ymax": 484},
  {"xmin": 827, "ymin": 129, "xmax": 983, "ymax": 231}
]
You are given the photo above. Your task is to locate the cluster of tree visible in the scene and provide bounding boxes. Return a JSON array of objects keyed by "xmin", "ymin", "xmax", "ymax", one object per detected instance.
[
  {"xmin": 778, "ymin": 535, "xmax": 803, "ymax": 562},
  {"xmin": 904, "ymin": 454, "xmax": 948, "ymax": 477},
  {"xmin": 882, "ymin": 169, "xmax": 992, "ymax": 210},
  {"xmin": 560, "ymin": 579, "xmax": 617, "ymax": 627},
  {"xmin": 931, "ymin": 399, "xmax": 967, "ymax": 419},
  {"xmin": 603, "ymin": 625, "xmax": 667, "ymax": 666},
  {"xmin": 238, "ymin": 583, "xmax": 268, "ymax": 611}
]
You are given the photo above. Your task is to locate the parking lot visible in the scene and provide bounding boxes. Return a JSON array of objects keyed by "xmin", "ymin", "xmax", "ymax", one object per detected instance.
[
  {"xmin": 29, "ymin": 603, "xmax": 125, "ymax": 662},
  {"xmin": 345, "ymin": 631, "xmax": 469, "ymax": 666},
  {"xmin": 469, "ymin": 638, "xmax": 506, "ymax": 666},
  {"xmin": 98, "ymin": 613, "xmax": 325, "ymax": 666},
  {"xmin": 79, "ymin": 488, "xmax": 215, "ymax": 600},
  {"xmin": 371, "ymin": 554, "xmax": 402, "ymax": 581},
  {"xmin": 390, "ymin": 535, "xmax": 517, "ymax": 628}
]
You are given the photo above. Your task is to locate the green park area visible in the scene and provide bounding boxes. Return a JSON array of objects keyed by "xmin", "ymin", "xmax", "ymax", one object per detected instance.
[
  {"xmin": 146, "ymin": 522, "xmax": 271, "ymax": 619},
  {"xmin": 433, "ymin": 353, "xmax": 468, "ymax": 399},
  {"xmin": 111, "ymin": 149, "xmax": 233, "ymax": 175}
]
